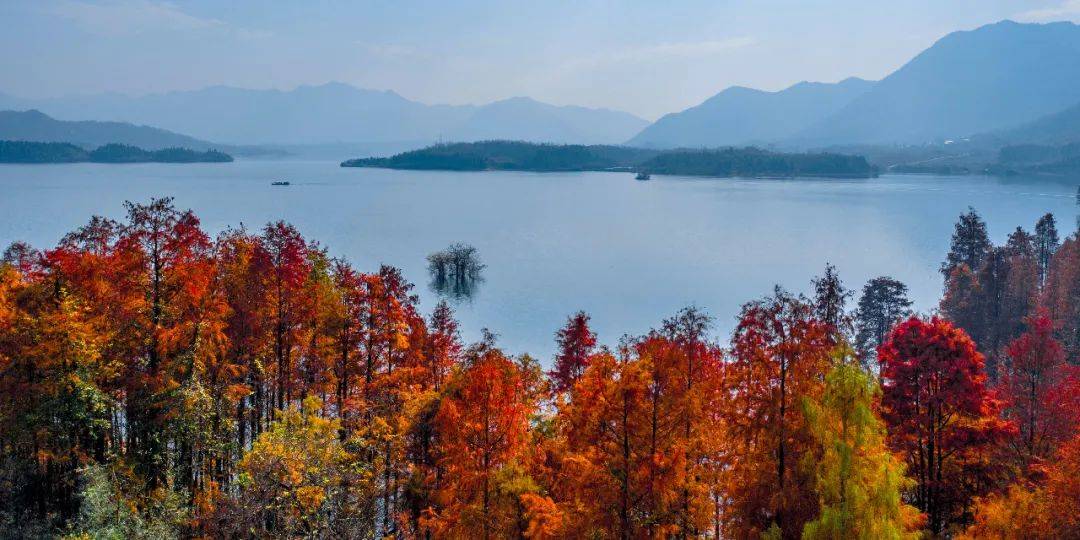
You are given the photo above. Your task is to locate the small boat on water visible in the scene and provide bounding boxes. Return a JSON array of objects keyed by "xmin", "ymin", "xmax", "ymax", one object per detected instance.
[
  {"xmin": 271, "ymin": 181, "xmax": 290, "ymax": 186},
  {"xmin": 635, "ymin": 172, "xmax": 651, "ymax": 181}
]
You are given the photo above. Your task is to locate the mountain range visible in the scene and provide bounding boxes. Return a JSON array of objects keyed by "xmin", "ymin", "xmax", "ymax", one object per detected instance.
[
  {"xmin": 0, "ymin": 84, "xmax": 648, "ymax": 146},
  {"xmin": 797, "ymin": 20, "xmax": 1080, "ymax": 145},
  {"xmin": 4, "ymin": 20, "xmax": 1080, "ymax": 153},
  {"xmin": 0, "ymin": 109, "xmax": 221, "ymax": 151},
  {"xmin": 628, "ymin": 78, "xmax": 874, "ymax": 148},
  {"xmin": 629, "ymin": 20, "xmax": 1080, "ymax": 149},
  {"xmin": 986, "ymin": 101, "xmax": 1080, "ymax": 146}
]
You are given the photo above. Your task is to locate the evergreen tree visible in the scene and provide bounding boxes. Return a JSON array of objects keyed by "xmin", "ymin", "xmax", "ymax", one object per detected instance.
[
  {"xmin": 1034, "ymin": 213, "xmax": 1060, "ymax": 286},
  {"xmin": 942, "ymin": 207, "xmax": 991, "ymax": 279},
  {"xmin": 853, "ymin": 277, "xmax": 912, "ymax": 371},
  {"xmin": 813, "ymin": 263, "xmax": 853, "ymax": 339}
]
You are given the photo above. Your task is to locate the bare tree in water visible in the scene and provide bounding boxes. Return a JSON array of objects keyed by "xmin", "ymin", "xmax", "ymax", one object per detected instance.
[{"xmin": 427, "ymin": 243, "xmax": 486, "ymax": 300}]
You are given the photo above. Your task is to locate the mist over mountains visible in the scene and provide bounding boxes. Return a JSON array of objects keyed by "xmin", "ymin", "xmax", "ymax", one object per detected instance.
[
  {"xmin": 796, "ymin": 20, "xmax": 1080, "ymax": 145},
  {"xmin": 627, "ymin": 78, "xmax": 874, "ymax": 148},
  {"xmin": 0, "ymin": 83, "xmax": 648, "ymax": 146},
  {"xmin": 0, "ymin": 109, "xmax": 221, "ymax": 151},
  {"xmin": 626, "ymin": 20, "xmax": 1080, "ymax": 150},
  {"xmin": 3, "ymin": 20, "xmax": 1080, "ymax": 154}
]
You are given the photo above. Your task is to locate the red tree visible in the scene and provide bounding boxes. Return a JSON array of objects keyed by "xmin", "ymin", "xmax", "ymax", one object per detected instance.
[
  {"xmin": 880, "ymin": 316, "xmax": 1016, "ymax": 535},
  {"xmin": 1042, "ymin": 237, "xmax": 1080, "ymax": 362},
  {"xmin": 1001, "ymin": 309, "xmax": 1078, "ymax": 468},
  {"xmin": 549, "ymin": 311, "xmax": 598, "ymax": 394},
  {"xmin": 424, "ymin": 346, "xmax": 538, "ymax": 539},
  {"xmin": 724, "ymin": 289, "xmax": 833, "ymax": 539},
  {"xmin": 425, "ymin": 300, "xmax": 462, "ymax": 392},
  {"xmin": 258, "ymin": 221, "xmax": 312, "ymax": 413}
]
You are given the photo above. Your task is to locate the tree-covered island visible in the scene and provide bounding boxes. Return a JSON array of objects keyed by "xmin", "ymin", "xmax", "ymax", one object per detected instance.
[{"xmin": 341, "ymin": 140, "xmax": 878, "ymax": 178}]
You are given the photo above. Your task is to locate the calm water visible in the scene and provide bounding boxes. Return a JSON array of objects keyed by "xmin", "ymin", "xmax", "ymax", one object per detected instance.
[{"xmin": 2, "ymin": 160, "xmax": 1078, "ymax": 361}]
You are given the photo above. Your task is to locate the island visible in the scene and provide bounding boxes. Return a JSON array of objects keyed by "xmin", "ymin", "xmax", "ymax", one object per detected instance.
[
  {"xmin": 340, "ymin": 140, "xmax": 877, "ymax": 178},
  {"xmin": 0, "ymin": 140, "xmax": 234, "ymax": 164}
]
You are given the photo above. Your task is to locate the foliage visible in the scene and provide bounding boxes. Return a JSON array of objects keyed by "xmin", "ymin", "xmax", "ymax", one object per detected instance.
[
  {"xmin": 999, "ymin": 309, "xmax": 1077, "ymax": 469},
  {"xmin": 64, "ymin": 464, "xmax": 188, "ymax": 540},
  {"xmin": 801, "ymin": 356, "xmax": 922, "ymax": 540},
  {"xmin": 879, "ymin": 316, "xmax": 1016, "ymax": 535},
  {"xmin": 0, "ymin": 140, "xmax": 88, "ymax": 162},
  {"xmin": 725, "ymin": 288, "xmax": 833, "ymax": 539},
  {"xmin": 941, "ymin": 207, "xmax": 991, "ymax": 279},
  {"xmin": 639, "ymin": 147, "xmax": 877, "ymax": 178},
  {"xmin": 0, "ymin": 140, "xmax": 232, "ymax": 163},
  {"xmin": 940, "ymin": 211, "xmax": 1041, "ymax": 376},
  {"xmin": 4, "ymin": 201, "xmax": 1080, "ymax": 538},
  {"xmin": 960, "ymin": 432, "xmax": 1080, "ymax": 539},
  {"xmin": 853, "ymin": 276, "xmax": 912, "ymax": 370},
  {"xmin": 421, "ymin": 345, "xmax": 544, "ymax": 539},
  {"xmin": 342, "ymin": 140, "xmax": 657, "ymax": 172},
  {"xmin": 812, "ymin": 263, "xmax": 854, "ymax": 339},
  {"xmin": 548, "ymin": 311, "xmax": 597, "ymax": 394},
  {"xmin": 223, "ymin": 397, "xmax": 374, "ymax": 538},
  {"xmin": 342, "ymin": 140, "xmax": 877, "ymax": 178}
]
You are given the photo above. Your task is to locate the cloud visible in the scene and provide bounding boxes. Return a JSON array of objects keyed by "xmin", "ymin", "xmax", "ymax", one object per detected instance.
[
  {"xmin": 1015, "ymin": 0, "xmax": 1080, "ymax": 22},
  {"xmin": 559, "ymin": 36, "xmax": 757, "ymax": 72},
  {"xmin": 48, "ymin": 0, "xmax": 269, "ymax": 38}
]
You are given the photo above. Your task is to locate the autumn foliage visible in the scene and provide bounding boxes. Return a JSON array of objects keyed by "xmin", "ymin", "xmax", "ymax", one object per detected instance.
[
  {"xmin": 879, "ymin": 316, "xmax": 1015, "ymax": 535},
  {"xmin": 2, "ymin": 201, "xmax": 1080, "ymax": 538}
]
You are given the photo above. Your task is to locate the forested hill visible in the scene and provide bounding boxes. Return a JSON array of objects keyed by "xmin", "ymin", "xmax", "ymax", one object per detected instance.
[
  {"xmin": 341, "ymin": 140, "xmax": 877, "ymax": 178},
  {"xmin": 639, "ymin": 147, "xmax": 877, "ymax": 178},
  {"xmin": 0, "ymin": 109, "xmax": 222, "ymax": 151},
  {"xmin": 0, "ymin": 140, "xmax": 233, "ymax": 163},
  {"xmin": 342, "ymin": 140, "xmax": 660, "ymax": 172}
]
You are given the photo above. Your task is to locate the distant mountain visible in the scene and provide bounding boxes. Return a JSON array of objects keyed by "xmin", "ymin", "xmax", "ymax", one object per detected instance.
[
  {"xmin": 626, "ymin": 78, "xmax": 874, "ymax": 148},
  {"xmin": 797, "ymin": 20, "xmax": 1080, "ymax": 145},
  {"xmin": 448, "ymin": 97, "xmax": 649, "ymax": 145},
  {"xmin": 0, "ymin": 109, "xmax": 221, "ymax": 151},
  {"xmin": 987, "ymin": 100, "xmax": 1080, "ymax": 145},
  {"xmin": 0, "ymin": 83, "xmax": 648, "ymax": 146},
  {"xmin": 0, "ymin": 84, "xmax": 467, "ymax": 145}
]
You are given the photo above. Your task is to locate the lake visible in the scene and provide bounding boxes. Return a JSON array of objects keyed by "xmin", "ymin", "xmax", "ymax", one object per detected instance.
[{"xmin": 2, "ymin": 160, "xmax": 1077, "ymax": 361}]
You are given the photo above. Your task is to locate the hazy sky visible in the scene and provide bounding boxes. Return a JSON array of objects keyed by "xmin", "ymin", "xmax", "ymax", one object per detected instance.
[{"xmin": 2, "ymin": 0, "xmax": 1079, "ymax": 119}]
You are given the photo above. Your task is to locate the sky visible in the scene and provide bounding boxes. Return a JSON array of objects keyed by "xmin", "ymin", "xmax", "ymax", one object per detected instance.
[{"xmin": 2, "ymin": 0, "xmax": 1079, "ymax": 120}]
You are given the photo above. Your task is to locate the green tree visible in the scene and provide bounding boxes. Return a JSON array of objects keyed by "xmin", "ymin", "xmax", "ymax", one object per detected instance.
[
  {"xmin": 63, "ymin": 464, "xmax": 188, "ymax": 540},
  {"xmin": 853, "ymin": 276, "xmax": 912, "ymax": 372},
  {"xmin": 1034, "ymin": 213, "xmax": 1059, "ymax": 286},
  {"xmin": 941, "ymin": 207, "xmax": 992, "ymax": 279},
  {"xmin": 801, "ymin": 355, "xmax": 921, "ymax": 540}
]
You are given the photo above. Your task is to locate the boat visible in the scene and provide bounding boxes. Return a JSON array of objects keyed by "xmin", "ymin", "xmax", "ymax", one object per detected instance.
[
  {"xmin": 635, "ymin": 172, "xmax": 650, "ymax": 181},
  {"xmin": 271, "ymin": 181, "xmax": 290, "ymax": 186}
]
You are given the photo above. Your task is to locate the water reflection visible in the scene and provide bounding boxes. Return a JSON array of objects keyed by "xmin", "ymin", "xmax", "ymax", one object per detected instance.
[{"xmin": 427, "ymin": 243, "xmax": 485, "ymax": 302}]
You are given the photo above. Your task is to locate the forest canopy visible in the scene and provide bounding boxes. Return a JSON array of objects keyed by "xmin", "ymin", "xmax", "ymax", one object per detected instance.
[
  {"xmin": 0, "ymin": 140, "xmax": 233, "ymax": 163},
  {"xmin": 341, "ymin": 140, "xmax": 877, "ymax": 178},
  {"xmin": 1, "ymin": 201, "xmax": 1078, "ymax": 539}
]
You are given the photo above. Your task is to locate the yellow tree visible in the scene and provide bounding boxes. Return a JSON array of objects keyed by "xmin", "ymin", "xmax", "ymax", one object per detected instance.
[
  {"xmin": 226, "ymin": 396, "xmax": 375, "ymax": 538},
  {"xmin": 801, "ymin": 355, "xmax": 922, "ymax": 540}
]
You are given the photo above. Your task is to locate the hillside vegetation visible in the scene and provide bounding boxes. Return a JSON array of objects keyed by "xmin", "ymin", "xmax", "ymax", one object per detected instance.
[
  {"xmin": 0, "ymin": 140, "xmax": 233, "ymax": 163},
  {"xmin": 343, "ymin": 140, "xmax": 877, "ymax": 178}
]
